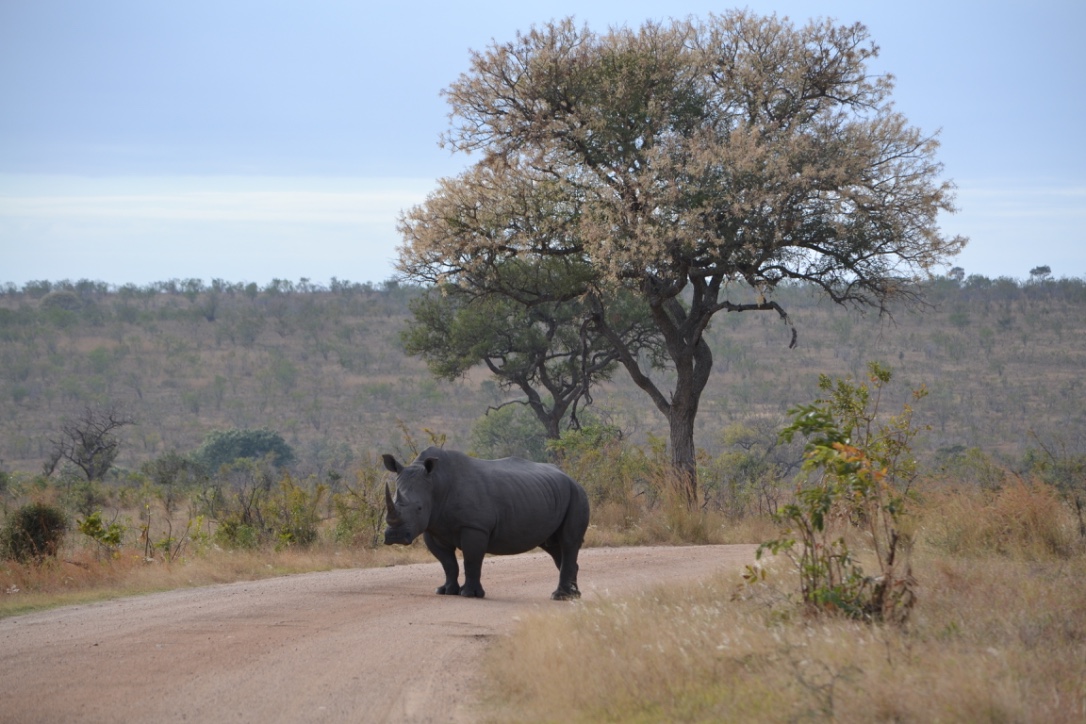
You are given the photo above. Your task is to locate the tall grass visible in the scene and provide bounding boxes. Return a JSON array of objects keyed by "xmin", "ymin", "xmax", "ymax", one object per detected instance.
[
  {"xmin": 483, "ymin": 482, "xmax": 1086, "ymax": 722},
  {"xmin": 919, "ymin": 478, "xmax": 1079, "ymax": 559}
]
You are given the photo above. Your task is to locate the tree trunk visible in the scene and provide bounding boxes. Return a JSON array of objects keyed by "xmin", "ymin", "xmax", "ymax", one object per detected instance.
[
  {"xmin": 594, "ymin": 290, "xmax": 715, "ymax": 507},
  {"xmin": 668, "ymin": 402, "xmax": 699, "ymax": 506}
]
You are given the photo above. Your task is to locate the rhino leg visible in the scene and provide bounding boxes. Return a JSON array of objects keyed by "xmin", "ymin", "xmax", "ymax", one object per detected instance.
[
  {"xmin": 423, "ymin": 532, "xmax": 461, "ymax": 596},
  {"xmin": 542, "ymin": 537, "xmax": 582, "ymax": 600},
  {"xmin": 551, "ymin": 556, "xmax": 581, "ymax": 600},
  {"xmin": 458, "ymin": 528, "xmax": 488, "ymax": 598},
  {"xmin": 550, "ymin": 489, "xmax": 589, "ymax": 601}
]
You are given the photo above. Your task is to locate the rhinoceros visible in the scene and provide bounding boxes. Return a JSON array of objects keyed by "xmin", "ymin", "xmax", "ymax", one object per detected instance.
[{"xmin": 382, "ymin": 447, "xmax": 589, "ymax": 600}]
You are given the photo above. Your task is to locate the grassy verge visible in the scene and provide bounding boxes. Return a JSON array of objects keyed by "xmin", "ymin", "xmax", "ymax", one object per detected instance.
[
  {"xmin": 482, "ymin": 483, "xmax": 1086, "ymax": 722},
  {"xmin": 0, "ymin": 543, "xmax": 433, "ymax": 619}
]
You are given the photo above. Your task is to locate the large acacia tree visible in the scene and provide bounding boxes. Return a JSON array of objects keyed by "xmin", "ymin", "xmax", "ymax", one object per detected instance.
[{"xmin": 398, "ymin": 12, "xmax": 966, "ymax": 502}]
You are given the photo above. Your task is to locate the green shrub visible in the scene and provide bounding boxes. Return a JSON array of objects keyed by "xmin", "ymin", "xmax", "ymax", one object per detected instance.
[
  {"xmin": 210, "ymin": 458, "xmax": 274, "ymax": 549},
  {"xmin": 214, "ymin": 519, "xmax": 260, "ymax": 549},
  {"xmin": 194, "ymin": 428, "xmax": 295, "ymax": 472},
  {"xmin": 759, "ymin": 362, "xmax": 923, "ymax": 624},
  {"xmin": 208, "ymin": 465, "xmax": 326, "ymax": 550},
  {"xmin": 271, "ymin": 476, "xmax": 325, "ymax": 549},
  {"xmin": 548, "ymin": 424, "xmax": 640, "ymax": 508},
  {"xmin": 77, "ymin": 510, "xmax": 125, "ymax": 558},
  {"xmin": 2, "ymin": 502, "xmax": 68, "ymax": 563},
  {"xmin": 332, "ymin": 465, "xmax": 387, "ymax": 548}
]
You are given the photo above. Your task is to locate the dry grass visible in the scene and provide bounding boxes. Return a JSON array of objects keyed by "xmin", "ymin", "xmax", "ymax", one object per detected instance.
[
  {"xmin": 7, "ymin": 481, "xmax": 1085, "ymax": 720},
  {"xmin": 0, "ymin": 541, "xmax": 432, "ymax": 619},
  {"xmin": 482, "ymin": 484, "xmax": 1086, "ymax": 722},
  {"xmin": 584, "ymin": 500, "xmax": 780, "ymax": 548},
  {"xmin": 917, "ymin": 479, "xmax": 1079, "ymax": 559}
]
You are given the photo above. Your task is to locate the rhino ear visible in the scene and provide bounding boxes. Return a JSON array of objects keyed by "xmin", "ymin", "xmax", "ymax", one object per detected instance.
[
  {"xmin": 382, "ymin": 454, "xmax": 402, "ymax": 474},
  {"xmin": 423, "ymin": 457, "xmax": 438, "ymax": 475}
]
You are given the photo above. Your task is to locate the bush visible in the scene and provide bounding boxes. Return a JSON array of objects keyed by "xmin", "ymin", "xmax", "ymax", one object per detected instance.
[
  {"xmin": 2, "ymin": 502, "xmax": 68, "ymax": 563},
  {"xmin": 470, "ymin": 405, "xmax": 550, "ymax": 461},
  {"xmin": 759, "ymin": 363, "xmax": 923, "ymax": 624},
  {"xmin": 332, "ymin": 464, "xmax": 388, "ymax": 548},
  {"xmin": 271, "ymin": 476, "xmax": 325, "ymax": 549},
  {"xmin": 77, "ymin": 510, "xmax": 125, "ymax": 558},
  {"xmin": 548, "ymin": 424, "xmax": 641, "ymax": 510},
  {"xmin": 194, "ymin": 428, "xmax": 295, "ymax": 472},
  {"xmin": 208, "ymin": 462, "xmax": 325, "ymax": 550}
]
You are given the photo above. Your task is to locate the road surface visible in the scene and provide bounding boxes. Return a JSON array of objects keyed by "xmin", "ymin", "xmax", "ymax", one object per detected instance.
[{"xmin": 0, "ymin": 545, "xmax": 756, "ymax": 723}]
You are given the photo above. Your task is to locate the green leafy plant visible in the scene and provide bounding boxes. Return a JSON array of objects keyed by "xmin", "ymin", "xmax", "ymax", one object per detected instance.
[
  {"xmin": 758, "ymin": 362, "xmax": 923, "ymax": 624},
  {"xmin": 547, "ymin": 423, "xmax": 637, "ymax": 508},
  {"xmin": 470, "ymin": 404, "xmax": 550, "ymax": 462},
  {"xmin": 77, "ymin": 510, "xmax": 125, "ymax": 558}
]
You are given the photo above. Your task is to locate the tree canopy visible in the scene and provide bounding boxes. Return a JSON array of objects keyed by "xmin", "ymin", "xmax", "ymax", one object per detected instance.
[
  {"xmin": 194, "ymin": 428, "xmax": 296, "ymax": 472},
  {"xmin": 402, "ymin": 259, "xmax": 662, "ymax": 440},
  {"xmin": 397, "ymin": 11, "xmax": 966, "ymax": 502}
]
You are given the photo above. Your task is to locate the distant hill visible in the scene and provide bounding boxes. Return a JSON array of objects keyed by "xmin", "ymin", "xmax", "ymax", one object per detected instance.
[{"xmin": 1, "ymin": 275, "xmax": 1083, "ymax": 477}]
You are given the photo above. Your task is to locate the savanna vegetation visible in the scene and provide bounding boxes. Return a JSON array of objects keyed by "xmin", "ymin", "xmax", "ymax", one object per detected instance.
[
  {"xmin": 2, "ymin": 8, "xmax": 1084, "ymax": 716},
  {"xmin": 483, "ymin": 359, "xmax": 1084, "ymax": 721},
  {"xmin": 1, "ymin": 272, "xmax": 1083, "ymax": 718}
]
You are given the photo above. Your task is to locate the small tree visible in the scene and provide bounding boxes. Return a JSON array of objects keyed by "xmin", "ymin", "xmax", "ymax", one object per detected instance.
[
  {"xmin": 45, "ymin": 404, "xmax": 134, "ymax": 481},
  {"xmin": 1028, "ymin": 265, "xmax": 1052, "ymax": 283},
  {"xmin": 332, "ymin": 462, "xmax": 390, "ymax": 548},
  {"xmin": 77, "ymin": 511, "xmax": 125, "ymax": 559},
  {"xmin": 470, "ymin": 405, "xmax": 551, "ymax": 461},
  {"xmin": 271, "ymin": 475, "xmax": 326, "ymax": 549},
  {"xmin": 211, "ymin": 458, "xmax": 275, "ymax": 549},
  {"xmin": 141, "ymin": 451, "xmax": 205, "ymax": 515},
  {"xmin": 758, "ymin": 363, "xmax": 924, "ymax": 624}
]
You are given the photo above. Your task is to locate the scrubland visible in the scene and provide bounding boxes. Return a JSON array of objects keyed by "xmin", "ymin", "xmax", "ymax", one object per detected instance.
[{"xmin": 485, "ymin": 481, "xmax": 1086, "ymax": 723}]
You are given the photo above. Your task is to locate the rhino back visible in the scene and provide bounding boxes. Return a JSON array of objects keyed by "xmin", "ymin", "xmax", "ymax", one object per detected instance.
[{"xmin": 425, "ymin": 450, "xmax": 584, "ymax": 555}]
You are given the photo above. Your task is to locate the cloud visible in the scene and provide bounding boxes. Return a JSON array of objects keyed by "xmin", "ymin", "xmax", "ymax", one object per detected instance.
[
  {"xmin": 952, "ymin": 182, "xmax": 1086, "ymax": 219},
  {"xmin": 0, "ymin": 176, "xmax": 433, "ymax": 225},
  {"xmin": 0, "ymin": 175, "xmax": 437, "ymax": 285}
]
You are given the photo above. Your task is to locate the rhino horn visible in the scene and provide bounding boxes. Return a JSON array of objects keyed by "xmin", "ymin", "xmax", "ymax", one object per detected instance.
[{"xmin": 385, "ymin": 483, "xmax": 403, "ymax": 524}]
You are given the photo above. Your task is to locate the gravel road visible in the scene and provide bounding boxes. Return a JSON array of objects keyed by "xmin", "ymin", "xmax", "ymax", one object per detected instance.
[{"xmin": 0, "ymin": 544, "xmax": 756, "ymax": 723}]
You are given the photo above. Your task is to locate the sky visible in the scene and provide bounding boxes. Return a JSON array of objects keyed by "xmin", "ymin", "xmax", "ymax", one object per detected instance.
[{"xmin": 1, "ymin": 0, "xmax": 1083, "ymax": 288}]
